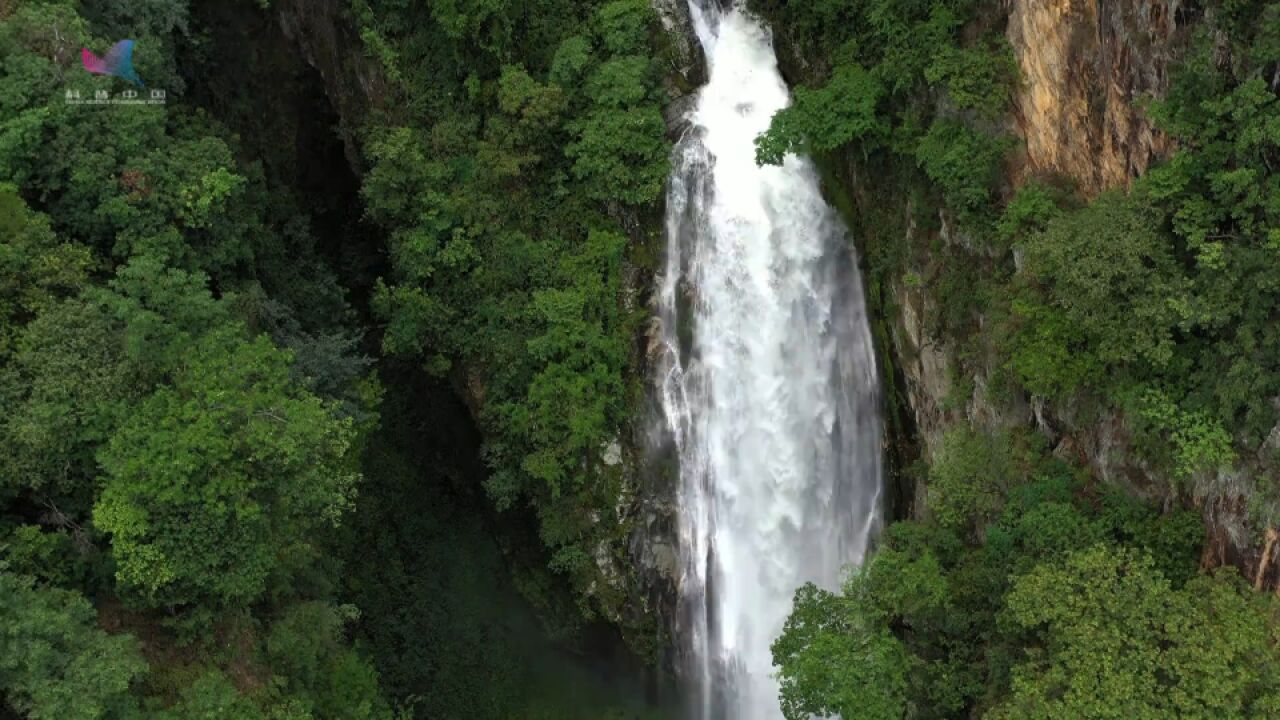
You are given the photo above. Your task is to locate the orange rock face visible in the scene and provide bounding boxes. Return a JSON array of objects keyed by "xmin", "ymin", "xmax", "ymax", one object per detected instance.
[{"xmin": 1007, "ymin": 0, "xmax": 1183, "ymax": 195}]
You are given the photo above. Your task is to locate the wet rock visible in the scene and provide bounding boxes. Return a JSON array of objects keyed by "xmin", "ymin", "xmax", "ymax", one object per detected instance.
[
  {"xmin": 663, "ymin": 93, "xmax": 699, "ymax": 140},
  {"xmin": 652, "ymin": 0, "xmax": 707, "ymax": 89}
]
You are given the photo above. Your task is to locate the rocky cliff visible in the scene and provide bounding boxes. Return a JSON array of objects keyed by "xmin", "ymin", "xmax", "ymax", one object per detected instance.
[
  {"xmin": 268, "ymin": 0, "xmax": 1278, "ymax": 665},
  {"xmin": 1007, "ymin": 0, "xmax": 1184, "ymax": 195},
  {"xmin": 275, "ymin": 0, "xmax": 388, "ymax": 173},
  {"xmin": 768, "ymin": 0, "xmax": 1280, "ymax": 587}
]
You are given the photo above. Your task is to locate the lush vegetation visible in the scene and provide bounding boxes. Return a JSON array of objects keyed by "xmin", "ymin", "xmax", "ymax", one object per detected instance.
[
  {"xmin": 0, "ymin": 0, "xmax": 668, "ymax": 717},
  {"xmin": 773, "ymin": 431, "xmax": 1280, "ymax": 718},
  {"xmin": 350, "ymin": 0, "xmax": 675, "ymax": 640},
  {"xmin": 0, "ymin": 0, "xmax": 397, "ymax": 716},
  {"xmin": 755, "ymin": 0, "xmax": 1280, "ymax": 716},
  {"xmin": 753, "ymin": 0, "xmax": 1280, "ymax": 495},
  {"xmin": 8, "ymin": 0, "xmax": 1280, "ymax": 716},
  {"xmin": 1039, "ymin": 5, "xmax": 1280, "ymax": 484}
]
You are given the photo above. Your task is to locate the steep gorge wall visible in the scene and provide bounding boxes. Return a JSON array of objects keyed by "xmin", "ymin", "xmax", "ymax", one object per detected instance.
[
  {"xmin": 269, "ymin": 0, "xmax": 705, "ymax": 664},
  {"xmin": 888, "ymin": 0, "xmax": 1190, "ymax": 485},
  {"xmin": 275, "ymin": 0, "xmax": 387, "ymax": 173},
  {"xmin": 1010, "ymin": 0, "xmax": 1279, "ymax": 568},
  {"xmin": 772, "ymin": 0, "xmax": 1280, "ymax": 584},
  {"xmin": 844, "ymin": 2, "xmax": 1186, "ymax": 470}
]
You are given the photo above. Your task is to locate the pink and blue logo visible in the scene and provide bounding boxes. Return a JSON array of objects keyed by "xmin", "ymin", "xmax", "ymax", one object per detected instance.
[{"xmin": 81, "ymin": 40, "xmax": 143, "ymax": 87}]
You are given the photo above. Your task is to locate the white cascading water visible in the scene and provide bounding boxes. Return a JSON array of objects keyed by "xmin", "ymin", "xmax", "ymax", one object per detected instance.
[{"xmin": 655, "ymin": 3, "xmax": 884, "ymax": 718}]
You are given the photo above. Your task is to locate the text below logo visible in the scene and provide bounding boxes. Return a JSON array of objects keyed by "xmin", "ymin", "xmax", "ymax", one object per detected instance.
[{"xmin": 65, "ymin": 88, "xmax": 166, "ymax": 106}]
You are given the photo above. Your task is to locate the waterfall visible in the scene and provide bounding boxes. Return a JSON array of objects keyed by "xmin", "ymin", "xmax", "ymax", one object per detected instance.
[{"xmin": 654, "ymin": 3, "xmax": 884, "ymax": 718}]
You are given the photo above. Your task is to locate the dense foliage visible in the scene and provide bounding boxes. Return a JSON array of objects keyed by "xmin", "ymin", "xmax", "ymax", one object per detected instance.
[
  {"xmin": 757, "ymin": 0, "xmax": 1280, "ymax": 717},
  {"xmin": 0, "ymin": 0, "xmax": 401, "ymax": 717},
  {"xmin": 351, "ymin": 0, "xmax": 673, "ymax": 629},
  {"xmin": 1, "ymin": 0, "xmax": 670, "ymax": 717},
  {"xmin": 772, "ymin": 434, "xmax": 1280, "ymax": 718}
]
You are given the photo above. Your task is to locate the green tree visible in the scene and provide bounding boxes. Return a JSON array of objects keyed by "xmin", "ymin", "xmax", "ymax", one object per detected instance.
[
  {"xmin": 0, "ymin": 572, "xmax": 147, "ymax": 720},
  {"xmin": 152, "ymin": 671, "xmax": 271, "ymax": 720},
  {"xmin": 0, "ymin": 298, "xmax": 135, "ymax": 506},
  {"xmin": 0, "ymin": 188, "xmax": 92, "ymax": 357},
  {"xmin": 994, "ymin": 546, "xmax": 1278, "ymax": 719},
  {"xmin": 1022, "ymin": 193, "xmax": 1189, "ymax": 371},
  {"xmin": 914, "ymin": 120, "xmax": 1008, "ymax": 224},
  {"xmin": 772, "ymin": 582, "xmax": 911, "ymax": 720},
  {"xmin": 265, "ymin": 602, "xmax": 392, "ymax": 720},
  {"xmin": 756, "ymin": 65, "xmax": 887, "ymax": 165},
  {"xmin": 924, "ymin": 41, "xmax": 1016, "ymax": 120},
  {"xmin": 94, "ymin": 328, "xmax": 358, "ymax": 609},
  {"xmin": 926, "ymin": 427, "xmax": 1019, "ymax": 532}
]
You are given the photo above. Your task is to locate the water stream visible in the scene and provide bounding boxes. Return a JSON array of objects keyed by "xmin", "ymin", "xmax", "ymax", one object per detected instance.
[{"xmin": 655, "ymin": 3, "xmax": 885, "ymax": 717}]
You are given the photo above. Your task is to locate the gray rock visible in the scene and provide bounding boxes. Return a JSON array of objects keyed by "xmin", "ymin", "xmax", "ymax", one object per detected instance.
[
  {"xmin": 603, "ymin": 439, "xmax": 624, "ymax": 467},
  {"xmin": 651, "ymin": 0, "xmax": 706, "ymax": 88},
  {"xmin": 663, "ymin": 93, "xmax": 699, "ymax": 140}
]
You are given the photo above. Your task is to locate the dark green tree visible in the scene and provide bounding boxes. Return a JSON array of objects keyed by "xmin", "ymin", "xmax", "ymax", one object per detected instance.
[{"xmin": 0, "ymin": 572, "xmax": 147, "ymax": 720}]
